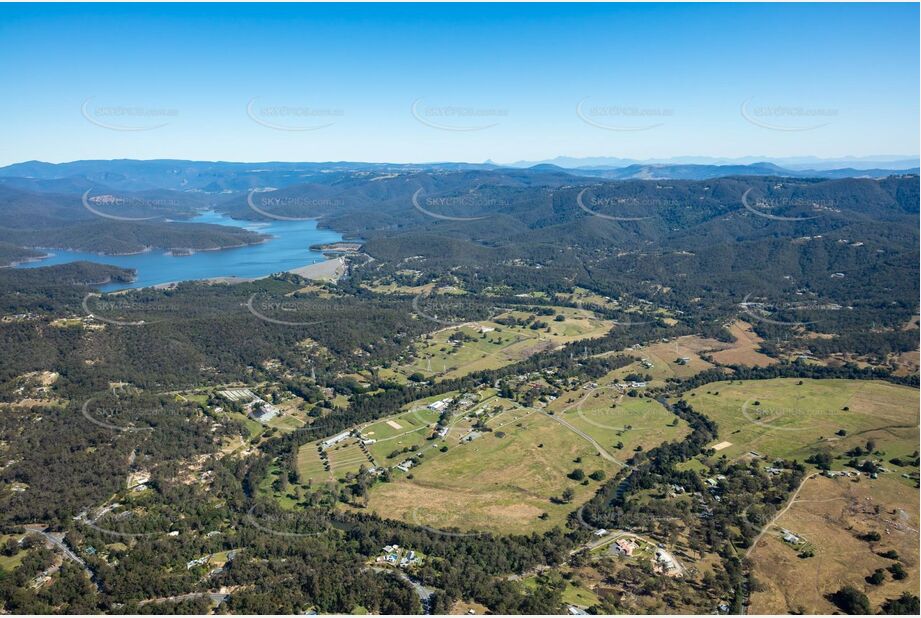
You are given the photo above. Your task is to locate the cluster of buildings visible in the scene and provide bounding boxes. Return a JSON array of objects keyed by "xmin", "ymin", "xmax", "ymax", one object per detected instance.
[
  {"xmin": 219, "ymin": 388, "xmax": 279, "ymax": 424},
  {"xmin": 1, "ymin": 312, "xmax": 40, "ymax": 324},
  {"xmin": 251, "ymin": 402, "xmax": 279, "ymax": 423},
  {"xmin": 376, "ymin": 545, "xmax": 422, "ymax": 568},
  {"xmin": 668, "ymin": 484, "xmax": 686, "ymax": 497},
  {"xmin": 219, "ymin": 388, "xmax": 257, "ymax": 402},
  {"xmin": 126, "ymin": 471, "xmax": 150, "ymax": 492},
  {"xmin": 609, "ymin": 536, "xmax": 682, "ymax": 578},
  {"xmin": 821, "ymin": 469, "xmax": 860, "ymax": 479},
  {"xmin": 186, "ymin": 549, "xmax": 238, "ymax": 575},
  {"xmin": 427, "ymin": 397, "xmax": 453, "ymax": 412}
]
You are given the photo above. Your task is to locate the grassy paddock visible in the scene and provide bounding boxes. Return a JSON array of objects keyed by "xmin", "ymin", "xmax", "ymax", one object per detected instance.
[
  {"xmin": 364, "ymin": 410, "xmax": 620, "ymax": 533},
  {"xmin": 396, "ymin": 307, "xmax": 612, "ymax": 381},
  {"xmin": 683, "ymin": 378, "xmax": 919, "ymax": 463},
  {"xmin": 750, "ymin": 474, "xmax": 919, "ymax": 614}
]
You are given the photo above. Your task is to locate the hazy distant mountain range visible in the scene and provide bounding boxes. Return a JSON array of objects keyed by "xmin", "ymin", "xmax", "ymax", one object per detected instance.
[
  {"xmin": 502, "ymin": 155, "xmax": 920, "ymax": 171},
  {"xmin": 0, "ymin": 157, "xmax": 917, "ymax": 194}
]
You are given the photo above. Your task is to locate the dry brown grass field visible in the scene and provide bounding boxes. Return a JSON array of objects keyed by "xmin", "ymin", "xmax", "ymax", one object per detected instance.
[
  {"xmin": 749, "ymin": 474, "xmax": 919, "ymax": 614},
  {"xmin": 709, "ymin": 320, "xmax": 776, "ymax": 366}
]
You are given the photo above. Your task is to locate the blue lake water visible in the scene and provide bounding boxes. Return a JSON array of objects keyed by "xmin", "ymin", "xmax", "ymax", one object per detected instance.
[{"xmin": 16, "ymin": 211, "xmax": 344, "ymax": 292}]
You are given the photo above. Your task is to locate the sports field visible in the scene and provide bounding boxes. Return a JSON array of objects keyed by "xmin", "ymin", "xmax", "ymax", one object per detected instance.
[{"xmin": 296, "ymin": 401, "xmax": 446, "ymax": 484}]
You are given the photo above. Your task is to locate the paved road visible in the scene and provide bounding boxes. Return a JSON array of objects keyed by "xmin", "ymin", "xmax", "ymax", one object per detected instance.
[
  {"xmin": 25, "ymin": 527, "xmax": 87, "ymax": 569},
  {"xmin": 138, "ymin": 592, "xmax": 229, "ymax": 606},
  {"xmin": 370, "ymin": 567, "xmax": 435, "ymax": 614},
  {"xmin": 398, "ymin": 572, "xmax": 436, "ymax": 614},
  {"xmin": 24, "ymin": 525, "xmax": 99, "ymax": 590}
]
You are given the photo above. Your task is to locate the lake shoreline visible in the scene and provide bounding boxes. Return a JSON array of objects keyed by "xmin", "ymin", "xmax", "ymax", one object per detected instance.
[
  {"xmin": 147, "ymin": 256, "xmax": 348, "ymax": 290},
  {"xmin": 12, "ymin": 210, "xmax": 346, "ymax": 291}
]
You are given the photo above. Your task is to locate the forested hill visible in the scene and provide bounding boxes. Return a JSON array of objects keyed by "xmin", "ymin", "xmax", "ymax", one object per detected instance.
[
  {"xmin": 216, "ymin": 170, "xmax": 919, "ymax": 238},
  {"xmin": 220, "ymin": 173, "xmax": 919, "ymax": 309},
  {"xmin": 0, "ymin": 260, "xmax": 133, "ymax": 285},
  {"xmin": 0, "ymin": 219, "xmax": 268, "ymax": 257},
  {"xmin": 0, "ymin": 186, "xmax": 267, "ymax": 263},
  {"xmin": 0, "ymin": 241, "xmax": 43, "ymax": 267}
]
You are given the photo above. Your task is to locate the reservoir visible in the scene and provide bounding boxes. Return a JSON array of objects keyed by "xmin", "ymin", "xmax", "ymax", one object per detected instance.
[{"xmin": 15, "ymin": 210, "xmax": 344, "ymax": 292}]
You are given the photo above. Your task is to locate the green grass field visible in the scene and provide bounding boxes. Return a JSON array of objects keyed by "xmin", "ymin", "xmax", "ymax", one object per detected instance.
[
  {"xmin": 521, "ymin": 573, "xmax": 601, "ymax": 608},
  {"xmin": 268, "ymin": 413, "xmax": 306, "ymax": 432},
  {"xmin": 0, "ymin": 535, "xmax": 26, "ymax": 572},
  {"xmin": 296, "ymin": 443, "xmax": 329, "ymax": 484},
  {"xmin": 683, "ymin": 378, "xmax": 919, "ymax": 465},
  {"xmin": 296, "ymin": 404, "xmax": 445, "ymax": 484},
  {"xmin": 257, "ymin": 462, "xmax": 300, "ymax": 509},
  {"xmin": 363, "ymin": 406, "xmax": 440, "ymax": 442},
  {"xmin": 326, "ymin": 442, "xmax": 373, "ymax": 479},
  {"xmin": 308, "ymin": 370, "xmax": 692, "ymax": 534},
  {"xmin": 362, "ymin": 400, "xmax": 644, "ymax": 533},
  {"xmin": 396, "ymin": 308, "xmax": 612, "ymax": 381},
  {"xmin": 557, "ymin": 392, "xmax": 690, "ymax": 455},
  {"xmin": 227, "ymin": 411, "xmax": 264, "ymax": 440}
]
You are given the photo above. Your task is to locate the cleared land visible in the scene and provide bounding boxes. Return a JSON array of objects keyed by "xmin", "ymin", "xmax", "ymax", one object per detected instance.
[
  {"xmin": 684, "ymin": 378, "xmax": 919, "ymax": 464},
  {"xmin": 0, "ymin": 534, "xmax": 27, "ymax": 571},
  {"xmin": 288, "ymin": 257, "xmax": 347, "ymax": 281},
  {"xmin": 687, "ymin": 377, "xmax": 919, "ymax": 613},
  {"xmin": 749, "ymin": 474, "xmax": 919, "ymax": 614},
  {"xmin": 363, "ymin": 409, "xmax": 622, "ymax": 534},
  {"xmin": 548, "ymin": 385, "xmax": 690, "ymax": 456},
  {"xmin": 297, "ymin": 403, "xmax": 445, "ymax": 484},
  {"xmin": 360, "ymin": 383, "xmax": 686, "ymax": 534},
  {"xmin": 709, "ymin": 320, "xmax": 775, "ymax": 367},
  {"xmin": 396, "ymin": 307, "xmax": 612, "ymax": 381},
  {"xmin": 602, "ymin": 323, "xmax": 774, "ymax": 390},
  {"xmin": 604, "ymin": 335, "xmax": 723, "ymax": 388}
]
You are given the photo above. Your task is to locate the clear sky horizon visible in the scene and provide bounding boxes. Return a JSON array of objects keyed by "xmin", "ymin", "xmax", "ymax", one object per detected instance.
[{"xmin": 0, "ymin": 2, "xmax": 918, "ymax": 166}]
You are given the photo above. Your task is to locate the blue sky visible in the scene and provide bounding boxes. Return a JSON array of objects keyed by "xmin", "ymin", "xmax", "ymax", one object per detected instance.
[{"xmin": 0, "ymin": 2, "xmax": 918, "ymax": 165}]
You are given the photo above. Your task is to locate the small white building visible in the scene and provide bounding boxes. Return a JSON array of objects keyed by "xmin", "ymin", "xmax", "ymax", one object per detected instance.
[{"xmin": 322, "ymin": 431, "xmax": 351, "ymax": 449}]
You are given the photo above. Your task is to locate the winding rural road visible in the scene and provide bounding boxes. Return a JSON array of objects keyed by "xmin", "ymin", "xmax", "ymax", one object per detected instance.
[
  {"xmin": 24, "ymin": 525, "xmax": 99, "ymax": 591},
  {"xmin": 541, "ymin": 410, "xmax": 625, "ymax": 467},
  {"xmin": 370, "ymin": 567, "xmax": 435, "ymax": 614},
  {"xmin": 137, "ymin": 592, "xmax": 229, "ymax": 607},
  {"xmin": 745, "ymin": 472, "xmax": 819, "ymax": 558}
]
